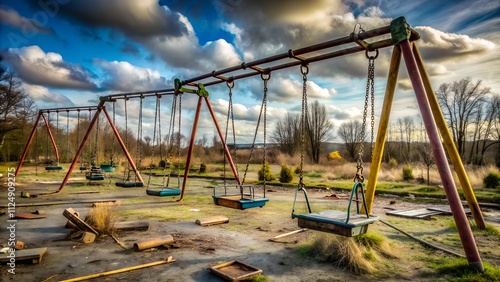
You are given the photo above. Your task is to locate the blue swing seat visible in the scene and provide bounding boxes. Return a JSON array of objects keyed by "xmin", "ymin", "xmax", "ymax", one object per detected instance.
[
  {"xmin": 116, "ymin": 181, "xmax": 144, "ymax": 188},
  {"xmin": 212, "ymin": 185, "xmax": 269, "ymax": 210}
]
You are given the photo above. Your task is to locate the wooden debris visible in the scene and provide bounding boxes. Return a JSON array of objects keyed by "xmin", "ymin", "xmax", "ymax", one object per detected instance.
[
  {"xmin": 209, "ymin": 260, "xmax": 262, "ymax": 282},
  {"xmin": 0, "ymin": 199, "xmax": 120, "ymax": 209},
  {"xmin": 60, "ymin": 256, "xmax": 175, "ymax": 282},
  {"xmin": 195, "ymin": 215, "xmax": 229, "ymax": 226},
  {"xmin": 133, "ymin": 235, "xmax": 174, "ymax": 251},
  {"xmin": 269, "ymin": 229, "xmax": 307, "ymax": 243},
  {"xmin": 62, "ymin": 208, "xmax": 99, "ymax": 235},
  {"xmin": 385, "ymin": 208, "xmax": 444, "ymax": 220},
  {"xmin": 115, "ymin": 221, "xmax": 150, "ymax": 231},
  {"xmin": 81, "ymin": 232, "xmax": 96, "ymax": 244},
  {"xmin": 14, "ymin": 213, "xmax": 46, "ymax": 219},
  {"xmin": 0, "ymin": 247, "xmax": 47, "ymax": 264},
  {"xmin": 15, "ymin": 241, "xmax": 25, "ymax": 250}
]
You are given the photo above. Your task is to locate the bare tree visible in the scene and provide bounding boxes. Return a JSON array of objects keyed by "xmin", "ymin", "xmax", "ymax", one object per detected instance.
[
  {"xmin": 436, "ymin": 77, "xmax": 490, "ymax": 158},
  {"xmin": 271, "ymin": 112, "xmax": 299, "ymax": 156},
  {"xmin": 417, "ymin": 142, "xmax": 434, "ymax": 185},
  {"xmin": 305, "ymin": 101, "xmax": 334, "ymax": 163},
  {"xmin": 337, "ymin": 120, "xmax": 364, "ymax": 160}
]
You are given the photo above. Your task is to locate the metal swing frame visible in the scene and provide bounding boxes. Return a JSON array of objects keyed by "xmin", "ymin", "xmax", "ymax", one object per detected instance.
[{"xmin": 34, "ymin": 16, "xmax": 485, "ymax": 270}]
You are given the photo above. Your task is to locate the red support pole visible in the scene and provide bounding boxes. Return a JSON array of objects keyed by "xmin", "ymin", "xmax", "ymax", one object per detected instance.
[
  {"xmin": 102, "ymin": 107, "xmax": 143, "ymax": 183},
  {"xmin": 179, "ymin": 96, "xmax": 203, "ymax": 201},
  {"xmin": 55, "ymin": 101, "xmax": 105, "ymax": 194},
  {"xmin": 41, "ymin": 113, "xmax": 59, "ymax": 163},
  {"xmin": 400, "ymin": 39, "xmax": 483, "ymax": 271},
  {"xmin": 204, "ymin": 97, "xmax": 241, "ymax": 185},
  {"xmin": 15, "ymin": 112, "xmax": 42, "ymax": 178}
]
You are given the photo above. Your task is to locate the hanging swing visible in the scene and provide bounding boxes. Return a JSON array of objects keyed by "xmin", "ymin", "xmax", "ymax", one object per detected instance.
[
  {"xmin": 291, "ymin": 61, "xmax": 378, "ymax": 237},
  {"xmin": 100, "ymin": 103, "xmax": 118, "ymax": 173},
  {"xmin": 146, "ymin": 94, "xmax": 182, "ymax": 196},
  {"xmin": 116, "ymin": 98, "xmax": 144, "ymax": 187},
  {"xmin": 86, "ymin": 111, "xmax": 105, "ymax": 182},
  {"xmin": 78, "ymin": 109, "xmax": 90, "ymax": 172},
  {"xmin": 212, "ymin": 75, "xmax": 270, "ymax": 209},
  {"xmin": 45, "ymin": 111, "xmax": 64, "ymax": 171}
]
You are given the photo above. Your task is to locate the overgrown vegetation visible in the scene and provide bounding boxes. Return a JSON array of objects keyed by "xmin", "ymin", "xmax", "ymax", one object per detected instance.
[
  {"xmin": 84, "ymin": 205, "xmax": 118, "ymax": 235},
  {"xmin": 279, "ymin": 164, "xmax": 294, "ymax": 183},
  {"xmin": 402, "ymin": 165, "xmax": 414, "ymax": 181},
  {"xmin": 483, "ymin": 172, "xmax": 500, "ymax": 188},
  {"xmin": 421, "ymin": 256, "xmax": 500, "ymax": 282},
  {"xmin": 258, "ymin": 162, "xmax": 275, "ymax": 181}
]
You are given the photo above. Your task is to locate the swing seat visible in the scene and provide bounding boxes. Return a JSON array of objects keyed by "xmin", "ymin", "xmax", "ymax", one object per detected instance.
[
  {"xmin": 295, "ymin": 210, "xmax": 379, "ymax": 237},
  {"xmin": 79, "ymin": 166, "xmax": 88, "ymax": 171},
  {"xmin": 146, "ymin": 188, "xmax": 181, "ymax": 196},
  {"xmin": 212, "ymin": 195, "xmax": 269, "ymax": 210},
  {"xmin": 45, "ymin": 165, "xmax": 64, "ymax": 171},
  {"xmin": 116, "ymin": 181, "xmax": 144, "ymax": 188},
  {"xmin": 86, "ymin": 174, "xmax": 105, "ymax": 181},
  {"xmin": 100, "ymin": 163, "xmax": 117, "ymax": 172},
  {"xmin": 212, "ymin": 185, "xmax": 269, "ymax": 210}
]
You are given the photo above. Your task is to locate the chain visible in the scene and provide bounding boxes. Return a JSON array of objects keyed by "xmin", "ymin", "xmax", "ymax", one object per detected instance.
[
  {"xmin": 55, "ymin": 111, "xmax": 59, "ymax": 164},
  {"xmin": 299, "ymin": 64, "xmax": 309, "ymax": 187},
  {"xmin": 147, "ymin": 96, "xmax": 160, "ymax": 188},
  {"xmin": 111, "ymin": 102, "xmax": 116, "ymax": 165},
  {"xmin": 224, "ymin": 80, "xmax": 238, "ymax": 186},
  {"xmin": 242, "ymin": 72, "xmax": 270, "ymax": 185},
  {"xmin": 123, "ymin": 99, "xmax": 129, "ymax": 181},
  {"xmin": 76, "ymin": 110, "xmax": 81, "ymax": 167},
  {"xmin": 176, "ymin": 93, "xmax": 182, "ymax": 186},
  {"xmin": 93, "ymin": 110, "xmax": 99, "ymax": 166},
  {"xmin": 166, "ymin": 94, "xmax": 178, "ymax": 187},
  {"xmin": 355, "ymin": 50, "xmax": 377, "ymax": 183},
  {"xmin": 136, "ymin": 96, "xmax": 143, "ymax": 174},
  {"xmin": 66, "ymin": 110, "xmax": 70, "ymax": 163}
]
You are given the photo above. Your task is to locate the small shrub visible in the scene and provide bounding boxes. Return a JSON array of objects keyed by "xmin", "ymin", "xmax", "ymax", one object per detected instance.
[
  {"xmin": 402, "ymin": 165, "xmax": 414, "ymax": 181},
  {"xmin": 327, "ymin": 150, "xmax": 342, "ymax": 161},
  {"xmin": 388, "ymin": 158, "xmax": 398, "ymax": 168},
  {"xmin": 483, "ymin": 172, "xmax": 500, "ymax": 188},
  {"xmin": 199, "ymin": 163, "xmax": 207, "ymax": 173},
  {"xmin": 258, "ymin": 162, "xmax": 275, "ymax": 181},
  {"xmin": 85, "ymin": 206, "xmax": 118, "ymax": 235},
  {"xmin": 279, "ymin": 164, "xmax": 295, "ymax": 183}
]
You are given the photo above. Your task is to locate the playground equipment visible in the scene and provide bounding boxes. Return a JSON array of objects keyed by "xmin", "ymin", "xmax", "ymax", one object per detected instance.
[{"xmin": 44, "ymin": 17, "xmax": 484, "ymax": 271}]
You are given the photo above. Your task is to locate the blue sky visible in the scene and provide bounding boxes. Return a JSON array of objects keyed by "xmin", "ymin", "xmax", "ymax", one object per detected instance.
[{"xmin": 0, "ymin": 0, "xmax": 499, "ymax": 144}]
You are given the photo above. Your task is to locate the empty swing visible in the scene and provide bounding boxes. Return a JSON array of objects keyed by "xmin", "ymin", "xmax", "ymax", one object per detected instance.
[
  {"xmin": 100, "ymin": 102, "xmax": 118, "ymax": 173},
  {"xmin": 44, "ymin": 111, "xmax": 64, "ymax": 171},
  {"xmin": 212, "ymin": 76, "xmax": 270, "ymax": 209},
  {"xmin": 291, "ymin": 62, "xmax": 378, "ymax": 237},
  {"xmin": 116, "ymin": 98, "xmax": 144, "ymax": 187},
  {"xmin": 146, "ymin": 94, "xmax": 182, "ymax": 197},
  {"xmin": 86, "ymin": 112, "xmax": 105, "ymax": 182}
]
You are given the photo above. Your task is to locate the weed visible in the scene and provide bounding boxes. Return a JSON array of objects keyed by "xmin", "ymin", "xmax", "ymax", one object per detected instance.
[
  {"xmin": 402, "ymin": 166, "xmax": 414, "ymax": 181},
  {"xmin": 84, "ymin": 205, "xmax": 118, "ymax": 235},
  {"xmin": 483, "ymin": 172, "xmax": 500, "ymax": 188},
  {"xmin": 421, "ymin": 255, "xmax": 500, "ymax": 282}
]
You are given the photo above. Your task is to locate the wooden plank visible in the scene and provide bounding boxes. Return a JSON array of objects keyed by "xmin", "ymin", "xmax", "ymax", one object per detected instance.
[
  {"xmin": 298, "ymin": 217, "xmax": 369, "ymax": 237},
  {"xmin": 386, "ymin": 208, "xmax": 444, "ymax": 219},
  {"xmin": 214, "ymin": 196, "xmax": 243, "ymax": 210},
  {"xmin": 62, "ymin": 208, "xmax": 99, "ymax": 235},
  {"xmin": 14, "ymin": 213, "xmax": 46, "ymax": 219},
  {"xmin": 115, "ymin": 221, "xmax": 150, "ymax": 231},
  {"xmin": 0, "ymin": 247, "xmax": 47, "ymax": 264},
  {"xmin": 0, "ymin": 199, "xmax": 120, "ymax": 208},
  {"xmin": 196, "ymin": 216, "xmax": 229, "ymax": 226},
  {"xmin": 427, "ymin": 206, "xmax": 471, "ymax": 214}
]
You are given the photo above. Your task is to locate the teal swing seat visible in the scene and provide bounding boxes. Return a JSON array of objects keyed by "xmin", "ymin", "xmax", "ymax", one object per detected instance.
[
  {"xmin": 100, "ymin": 162, "xmax": 118, "ymax": 172},
  {"xmin": 45, "ymin": 165, "xmax": 64, "ymax": 171},
  {"xmin": 212, "ymin": 185, "xmax": 269, "ymax": 210},
  {"xmin": 86, "ymin": 166, "xmax": 105, "ymax": 181},
  {"xmin": 292, "ymin": 182, "xmax": 378, "ymax": 237},
  {"xmin": 116, "ymin": 169, "xmax": 143, "ymax": 187},
  {"xmin": 146, "ymin": 187, "xmax": 181, "ymax": 196}
]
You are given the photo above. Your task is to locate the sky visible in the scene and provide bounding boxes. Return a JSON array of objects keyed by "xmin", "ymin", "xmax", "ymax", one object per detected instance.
[{"xmin": 0, "ymin": 0, "xmax": 499, "ymax": 145}]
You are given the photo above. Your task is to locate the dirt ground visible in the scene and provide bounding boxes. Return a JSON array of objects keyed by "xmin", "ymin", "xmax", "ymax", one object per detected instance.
[{"xmin": 1, "ymin": 174, "xmax": 500, "ymax": 282}]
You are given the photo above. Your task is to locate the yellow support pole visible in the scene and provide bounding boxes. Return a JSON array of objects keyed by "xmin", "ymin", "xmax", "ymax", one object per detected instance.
[
  {"xmin": 364, "ymin": 45, "xmax": 402, "ymax": 214},
  {"xmin": 412, "ymin": 44, "xmax": 486, "ymax": 229}
]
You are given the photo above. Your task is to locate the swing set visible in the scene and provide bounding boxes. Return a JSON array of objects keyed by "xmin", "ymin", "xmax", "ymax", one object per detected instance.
[{"xmin": 24, "ymin": 17, "xmax": 485, "ymax": 271}]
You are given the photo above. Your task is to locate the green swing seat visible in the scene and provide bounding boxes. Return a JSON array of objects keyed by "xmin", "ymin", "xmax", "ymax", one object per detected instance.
[
  {"xmin": 212, "ymin": 185, "xmax": 269, "ymax": 210},
  {"xmin": 292, "ymin": 182, "xmax": 378, "ymax": 237},
  {"xmin": 116, "ymin": 181, "xmax": 144, "ymax": 188},
  {"xmin": 100, "ymin": 163, "xmax": 118, "ymax": 173},
  {"xmin": 86, "ymin": 166, "xmax": 105, "ymax": 181}
]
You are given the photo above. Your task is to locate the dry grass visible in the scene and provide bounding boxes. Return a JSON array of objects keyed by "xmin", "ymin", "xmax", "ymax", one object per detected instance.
[
  {"xmin": 307, "ymin": 234, "xmax": 375, "ymax": 274},
  {"xmin": 84, "ymin": 205, "xmax": 119, "ymax": 235}
]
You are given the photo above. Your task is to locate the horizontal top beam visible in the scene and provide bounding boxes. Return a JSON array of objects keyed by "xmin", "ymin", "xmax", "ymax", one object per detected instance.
[
  {"xmin": 38, "ymin": 106, "xmax": 100, "ymax": 113},
  {"xmin": 98, "ymin": 19, "xmax": 419, "ymax": 101}
]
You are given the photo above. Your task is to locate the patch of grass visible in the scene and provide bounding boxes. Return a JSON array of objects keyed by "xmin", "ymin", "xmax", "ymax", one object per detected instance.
[
  {"xmin": 252, "ymin": 275, "xmax": 269, "ymax": 282},
  {"xmin": 305, "ymin": 172, "xmax": 323, "ymax": 178},
  {"xmin": 421, "ymin": 255, "xmax": 500, "ymax": 282},
  {"xmin": 84, "ymin": 205, "xmax": 118, "ymax": 235}
]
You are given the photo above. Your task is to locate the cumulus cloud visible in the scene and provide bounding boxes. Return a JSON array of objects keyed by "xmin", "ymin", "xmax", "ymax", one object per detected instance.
[
  {"xmin": 415, "ymin": 26, "xmax": 496, "ymax": 61},
  {"xmin": 22, "ymin": 83, "xmax": 75, "ymax": 106},
  {"xmin": 96, "ymin": 60, "xmax": 169, "ymax": 92},
  {"xmin": 0, "ymin": 7, "xmax": 54, "ymax": 34},
  {"xmin": 53, "ymin": 0, "xmax": 187, "ymax": 38},
  {"xmin": 1, "ymin": 46, "xmax": 98, "ymax": 90}
]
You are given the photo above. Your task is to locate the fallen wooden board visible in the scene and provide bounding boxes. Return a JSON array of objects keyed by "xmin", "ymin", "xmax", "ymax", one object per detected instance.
[
  {"xmin": 195, "ymin": 216, "xmax": 229, "ymax": 226},
  {"xmin": 0, "ymin": 199, "xmax": 120, "ymax": 208},
  {"xmin": 0, "ymin": 247, "xmax": 47, "ymax": 264},
  {"xmin": 63, "ymin": 208, "xmax": 99, "ymax": 235},
  {"xmin": 427, "ymin": 206, "xmax": 471, "ymax": 214},
  {"xmin": 269, "ymin": 229, "xmax": 307, "ymax": 242},
  {"xmin": 14, "ymin": 213, "xmax": 46, "ymax": 219},
  {"xmin": 115, "ymin": 221, "xmax": 150, "ymax": 231},
  {"xmin": 386, "ymin": 208, "xmax": 444, "ymax": 219}
]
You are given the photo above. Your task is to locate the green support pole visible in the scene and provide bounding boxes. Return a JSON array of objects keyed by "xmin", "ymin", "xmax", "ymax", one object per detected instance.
[
  {"xmin": 412, "ymin": 44, "xmax": 486, "ymax": 229},
  {"xmin": 364, "ymin": 45, "xmax": 402, "ymax": 214}
]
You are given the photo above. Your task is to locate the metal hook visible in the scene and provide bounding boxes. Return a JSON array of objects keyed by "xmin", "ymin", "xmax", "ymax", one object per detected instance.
[{"xmin": 365, "ymin": 49, "xmax": 379, "ymax": 60}]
